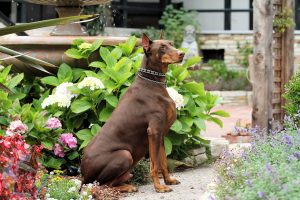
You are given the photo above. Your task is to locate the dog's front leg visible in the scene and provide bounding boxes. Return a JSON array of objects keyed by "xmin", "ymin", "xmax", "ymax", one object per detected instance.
[
  {"xmin": 159, "ymin": 142, "xmax": 180, "ymax": 185},
  {"xmin": 147, "ymin": 125, "xmax": 172, "ymax": 193}
]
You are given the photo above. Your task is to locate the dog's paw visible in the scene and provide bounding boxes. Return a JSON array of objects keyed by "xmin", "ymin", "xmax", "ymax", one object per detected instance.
[
  {"xmin": 155, "ymin": 185, "xmax": 173, "ymax": 193},
  {"xmin": 115, "ymin": 184, "xmax": 138, "ymax": 193},
  {"xmin": 165, "ymin": 178, "xmax": 180, "ymax": 185}
]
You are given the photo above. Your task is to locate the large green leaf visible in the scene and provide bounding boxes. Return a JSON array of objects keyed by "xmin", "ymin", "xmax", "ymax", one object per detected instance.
[
  {"xmin": 164, "ymin": 137, "xmax": 172, "ymax": 156},
  {"xmin": 182, "ymin": 56, "xmax": 202, "ymax": 68},
  {"xmin": 104, "ymin": 95, "xmax": 119, "ymax": 107},
  {"xmin": 0, "ymin": 15, "xmax": 97, "ymax": 36},
  {"xmin": 40, "ymin": 76, "xmax": 60, "ymax": 86},
  {"xmin": 170, "ymin": 120, "xmax": 182, "ymax": 132},
  {"xmin": 65, "ymin": 48, "xmax": 83, "ymax": 59},
  {"xmin": 71, "ymin": 99, "xmax": 92, "ymax": 114},
  {"xmin": 211, "ymin": 110, "xmax": 230, "ymax": 117},
  {"xmin": 57, "ymin": 63, "xmax": 73, "ymax": 83},
  {"xmin": 119, "ymin": 36, "xmax": 137, "ymax": 56},
  {"xmin": 182, "ymin": 82, "xmax": 205, "ymax": 96},
  {"xmin": 100, "ymin": 47, "xmax": 117, "ymax": 68},
  {"xmin": 76, "ymin": 129, "xmax": 93, "ymax": 141},
  {"xmin": 99, "ymin": 105, "xmax": 114, "ymax": 122},
  {"xmin": 7, "ymin": 73, "xmax": 23, "ymax": 89}
]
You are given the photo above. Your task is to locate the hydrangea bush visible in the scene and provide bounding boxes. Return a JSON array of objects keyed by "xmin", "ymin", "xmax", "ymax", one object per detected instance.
[{"xmin": 39, "ymin": 36, "xmax": 227, "ymax": 164}]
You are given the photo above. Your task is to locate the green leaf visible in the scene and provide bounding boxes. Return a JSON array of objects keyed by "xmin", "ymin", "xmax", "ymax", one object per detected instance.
[
  {"xmin": 119, "ymin": 36, "xmax": 137, "ymax": 56},
  {"xmin": 164, "ymin": 137, "xmax": 172, "ymax": 156},
  {"xmin": 182, "ymin": 82, "xmax": 205, "ymax": 96},
  {"xmin": 89, "ymin": 61, "xmax": 106, "ymax": 69},
  {"xmin": 79, "ymin": 140, "xmax": 91, "ymax": 150},
  {"xmin": 71, "ymin": 99, "xmax": 92, "ymax": 114},
  {"xmin": 111, "ymin": 47, "xmax": 123, "ymax": 60},
  {"xmin": 208, "ymin": 117, "xmax": 223, "ymax": 128},
  {"xmin": 182, "ymin": 56, "xmax": 201, "ymax": 68},
  {"xmin": 44, "ymin": 157, "xmax": 66, "ymax": 169},
  {"xmin": 211, "ymin": 110, "xmax": 230, "ymax": 117},
  {"xmin": 114, "ymin": 57, "xmax": 132, "ymax": 73},
  {"xmin": 170, "ymin": 120, "xmax": 182, "ymax": 132},
  {"xmin": 57, "ymin": 63, "xmax": 73, "ymax": 83},
  {"xmin": 104, "ymin": 95, "xmax": 119, "ymax": 107},
  {"xmin": 99, "ymin": 105, "xmax": 114, "ymax": 122},
  {"xmin": 41, "ymin": 140, "xmax": 54, "ymax": 150},
  {"xmin": 7, "ymin": 73, "xmax": 24, "ymax": 89},
  {"xmin": 193, "ymin": 118, "xmax": 206, "ymax": 130},
  {"xmin": 90, "ymin": 39, "xmax": 103, "ymax": 51},
  {"xmin": 100, "ymin": 47, "xmax": 117, "ymax": 68},
  {"xmin": 91, "ymin": 124, "xmax": 101, "ymax": 136},
  {"xmin": 68, "ymin": 151, "xmax": 79, "ymax": 160},
  {"xmin": 65, "ymin": 48, "xmax": 83, "ymax": 59},
  {"xmin": 40, "ymin": 76, "xmax": 60, "ymax": 86},
  {"xmin": 76, "ymin": 129, "xmax": 93, "ymax": 141},
  {"xmin": 0, "ymin": 65, "xmax": 11, "ymax": 82},
  {"xmin": 72, "ymin": 38, "xmax": 85, "ymax": 47}
]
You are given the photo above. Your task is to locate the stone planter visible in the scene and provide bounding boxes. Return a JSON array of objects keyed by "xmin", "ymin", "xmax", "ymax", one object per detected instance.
[{"xmin": 0, "ymin": 36, "xmax": 140, "ymax": 75}]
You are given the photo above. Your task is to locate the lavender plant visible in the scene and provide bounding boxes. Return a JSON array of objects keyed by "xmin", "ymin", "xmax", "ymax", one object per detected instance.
[{"xmin": 215, "ymin": 124, "xmax": 300, "ymax": 199}]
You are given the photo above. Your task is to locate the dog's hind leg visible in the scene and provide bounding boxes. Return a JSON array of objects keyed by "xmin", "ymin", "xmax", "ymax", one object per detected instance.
[{"xmin": 96, "ymin": 150, "xmax": 137, "ymax": 192}]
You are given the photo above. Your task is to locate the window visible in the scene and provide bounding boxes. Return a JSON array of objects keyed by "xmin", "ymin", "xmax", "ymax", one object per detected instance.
[{"xmin": 184, "ymin": 0, "xmax": 253, "ymax": 31}]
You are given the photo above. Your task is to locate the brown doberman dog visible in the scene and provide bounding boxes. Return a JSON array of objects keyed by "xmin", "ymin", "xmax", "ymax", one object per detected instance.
[{"xmin": 80, "ymin": 33, "xmax": 185, "ymax": 193}]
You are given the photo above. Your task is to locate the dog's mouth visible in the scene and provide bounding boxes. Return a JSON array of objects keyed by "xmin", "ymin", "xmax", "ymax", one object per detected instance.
[{"xmin": 161, "ymin": 51, "xmax": 185, "ymax": 64}]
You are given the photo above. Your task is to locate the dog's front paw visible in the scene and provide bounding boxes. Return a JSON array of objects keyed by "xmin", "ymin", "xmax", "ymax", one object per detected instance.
[
  {"xmin": 165, "ymin": 177, "xmax": 180, "ymax": 185},
  {"xmin": 155, "ymin": 185, "xmax": 173, "ymax": 193}
]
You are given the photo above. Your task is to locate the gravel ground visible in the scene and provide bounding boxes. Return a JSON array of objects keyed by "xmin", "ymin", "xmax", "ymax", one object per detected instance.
[{"xmin": 121, "ymin": 166, "xmax": 216, "ymax": 200}]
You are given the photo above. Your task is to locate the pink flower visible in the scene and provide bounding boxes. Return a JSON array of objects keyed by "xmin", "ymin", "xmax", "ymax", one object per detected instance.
[
  {"xmin": 53, "ymin": 144, "xmax": 65, "ymax": 158},
  {"xmin": 59, "ymin": 133, "xmax": 77, "ymax": 149},
  {"xmin": 46, "ymin": 117, "xmax": 62, "ymax": 129},
  {"xmin": 6, "ymin": 120, "xmax": 28, "ymax": 136}
]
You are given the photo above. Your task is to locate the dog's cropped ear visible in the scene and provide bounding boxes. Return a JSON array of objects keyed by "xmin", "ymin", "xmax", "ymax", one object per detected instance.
[
  {"xmin": 159, "ymin": 30, "xmax": 164, "ymax": 39},
  {"xmin": 142, "ymin": 33, "xmax": 152, "ymax": 54}
]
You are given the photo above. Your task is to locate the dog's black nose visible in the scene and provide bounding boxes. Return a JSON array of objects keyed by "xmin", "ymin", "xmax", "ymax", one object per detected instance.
[{"xmin": 178, "ymin": 51, "xmax": 185, "ymax": 58}]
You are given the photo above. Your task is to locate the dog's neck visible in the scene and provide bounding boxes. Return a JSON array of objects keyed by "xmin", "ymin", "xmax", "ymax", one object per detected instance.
[{"xmin": 138, "ymin": 56, "xmax": 167, "ymax": 86}]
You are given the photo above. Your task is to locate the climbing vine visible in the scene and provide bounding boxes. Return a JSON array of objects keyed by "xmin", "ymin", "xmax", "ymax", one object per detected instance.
[{"xmin": 273, "ymin": 7, "xmax": 295, "ymax": 33}]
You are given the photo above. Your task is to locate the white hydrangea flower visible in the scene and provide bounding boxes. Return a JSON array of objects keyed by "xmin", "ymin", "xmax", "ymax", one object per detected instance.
[
  {"xmin": 67, "ymin": 186, "xmax": 77, "ymax": 193},
  {"xmin": 41, "ymin": 82, "xmax": 77, "ymax": 109},
  {"xmin": 55, "ymin": 82, "xmax": 77, "ymax": 99},
  {"xmin": 78, "ymin": 77, "xmax": 104, "ymax": 91},
  {"xmin": 72, "ymin": 178, "xmax": 82, "ymax": 188},
  {"xmin": 41, "ymin": 94, "xmax": 71, "ymax": 109},
  {"xmin": 166, "ymin": 87, "xmax": 185, "ymax": 110}
]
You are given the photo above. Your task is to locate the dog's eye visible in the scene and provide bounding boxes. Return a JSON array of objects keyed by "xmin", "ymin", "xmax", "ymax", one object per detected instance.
[{"xmin": 160, "ymin": 45, "xmax": 166, "ymax": 50}]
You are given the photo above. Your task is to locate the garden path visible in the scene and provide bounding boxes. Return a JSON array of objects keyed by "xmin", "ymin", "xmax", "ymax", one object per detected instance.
[
  {"xmin": 203, "ymin": 105, "xmax": 252, "ymax": 138},
  {"xmin": 121, "ymin": 166, "xmax": 216, "ymax": 200},
  {"xmin": 121, "ymin": 105, "xmax": 251, "ymax": 200}
]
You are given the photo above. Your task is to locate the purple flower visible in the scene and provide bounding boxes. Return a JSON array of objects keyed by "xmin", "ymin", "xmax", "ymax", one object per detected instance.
[
  {"xmin": 46, "ymin": 117, "xmax": 62, "ymax": 129},
  {"xmin": 266, "ymin": 163, "xmax": 273, "ymax": 174},
  {"xmin": 59, "ymin": 133, "xmax": 77, "ymax": 148},
  {"xmin": 6, "ymin": 120, "xmax": 28, "ymax": 136},
  {"xmin": 245, "ymin": 179, "xmax": 253, "ymax": 186},
  {"xmin": 293, "ymin": 152, "xmax": 300, "ymax": 159},
  {"xmin": 283, "ymin": 134, "xmax": 293, "ymax": 146},
  {"xmin": 53, "ymin": 143, "xmax": 65, "ymax": 157},
  {"xmin": 257, "ymin": 191, "xmax": 265, "ymax": 198}
]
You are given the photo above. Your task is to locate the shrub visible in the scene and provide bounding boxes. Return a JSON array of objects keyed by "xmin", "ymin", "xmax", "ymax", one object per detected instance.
[
  {"xmin": 0, "ymin": 131, "xmax": 43, "ymax": 199},
  {"xmin": 189, "ymin": 60, "xmax": 251, "ymax": 91},
  {"xmin": 132, "ymin": 5, "xmax": 200, "ymax": 48},
  {"xmin": 215, "ymin": 125, "xmax": 300, "ymax": 199},
  {"xmin": 236, "ymin": 41, "xmax": 253, "ymax": 68},
  {"xmin": 284, "ymin": 71, "xmax": 300, "ymax": 119},
  {"xmin": 39, "ymin": 37, "xmax": 227, "ymax": 166}
]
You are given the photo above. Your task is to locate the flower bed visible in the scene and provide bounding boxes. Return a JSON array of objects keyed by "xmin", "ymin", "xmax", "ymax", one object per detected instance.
[{"xmin": 215, "ymin": 125, "xmax": 300, "ymax": 199}]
